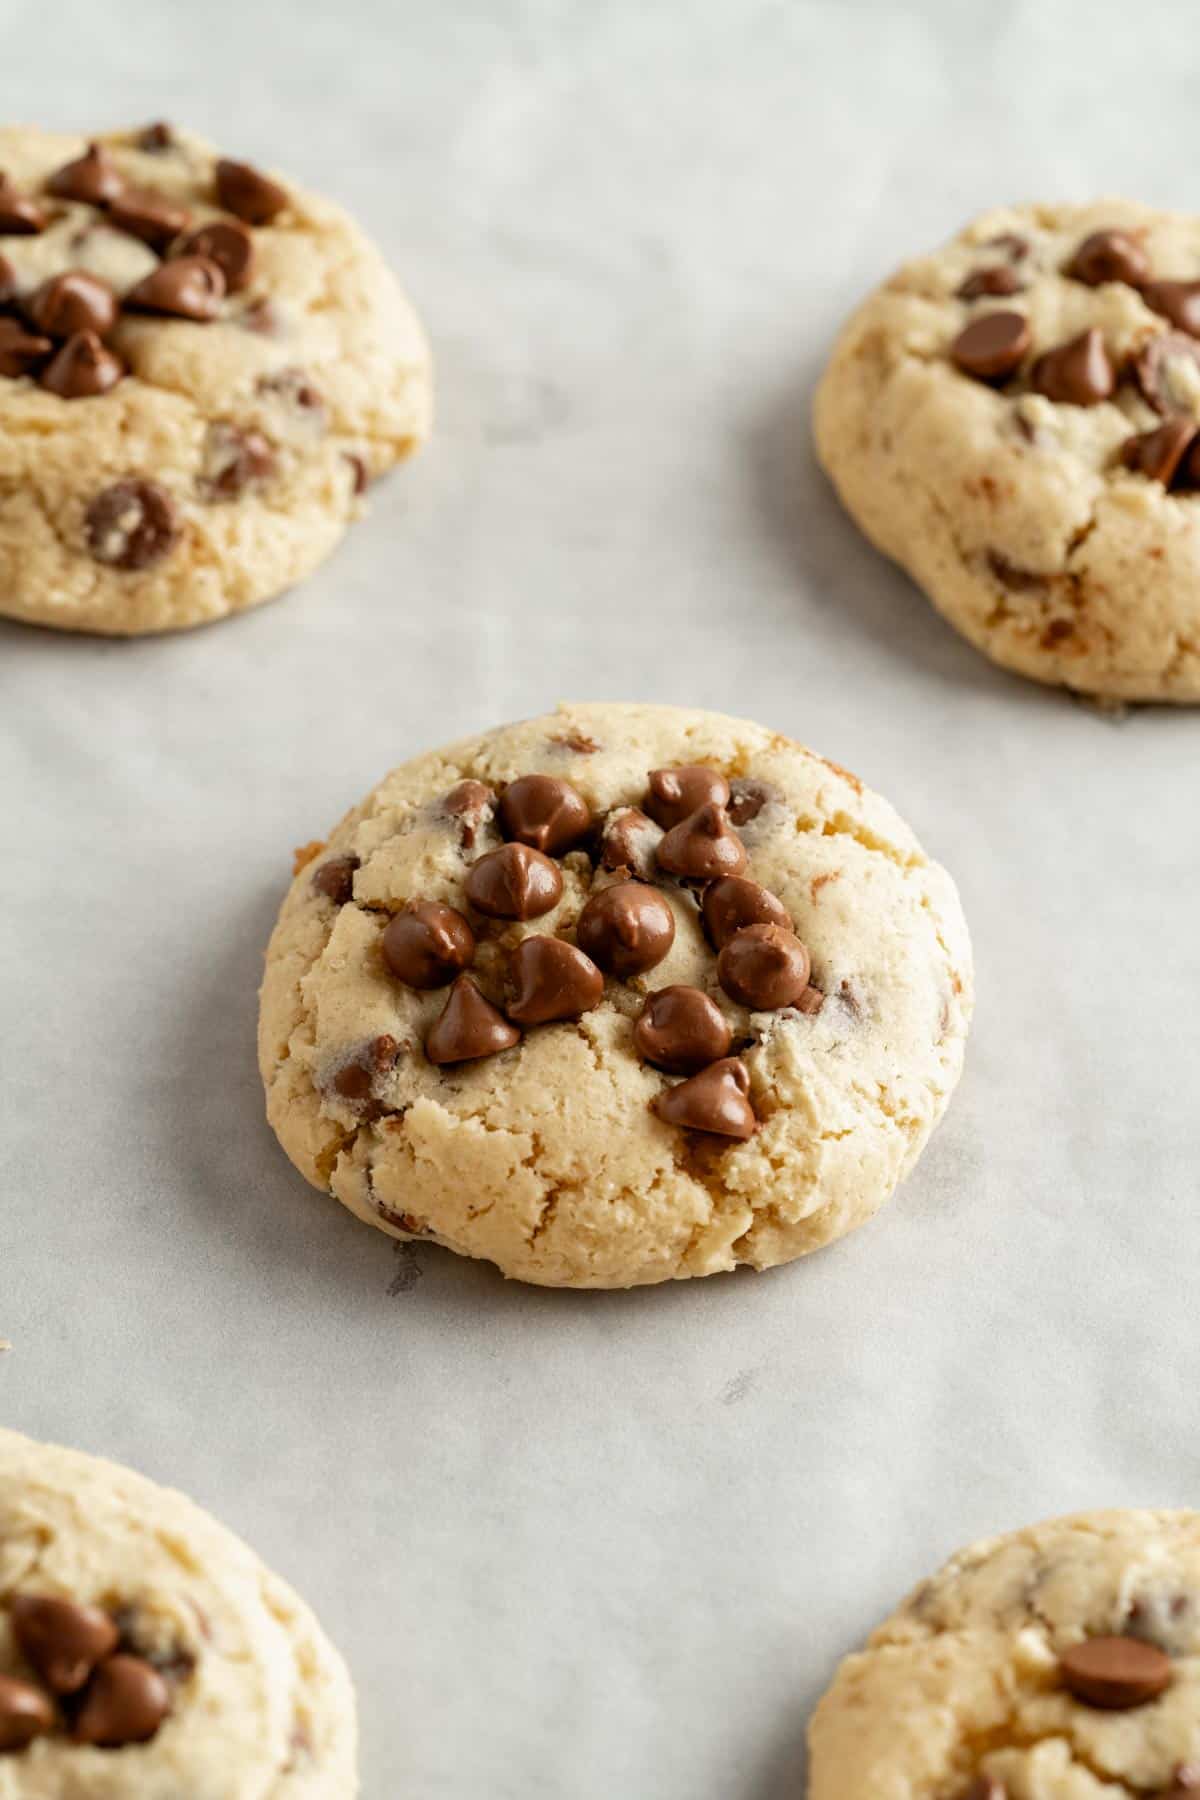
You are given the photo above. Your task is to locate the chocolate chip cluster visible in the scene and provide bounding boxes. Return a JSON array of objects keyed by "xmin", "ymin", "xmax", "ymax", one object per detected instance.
[
  {"xmin": 0, "ymin": 1593, "xmax": 180, "ymax": 1753},
  {"xmin": 310, "ymin": 765, "xmax": 824, "ymax": 1142},
  {"xmin": 954, "ymin": 1632, "xmax": 1186, "ymax": 1800},
  {"xmin": 949, "ymin": 226, "xmax": 1200, "ymax": 488}
]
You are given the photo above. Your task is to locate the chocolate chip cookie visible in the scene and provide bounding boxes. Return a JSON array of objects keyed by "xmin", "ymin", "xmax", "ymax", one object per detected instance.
[
  {"xmin": 0, "ymin": 124, "xmax": 431, "ymax": 634},
  {"xmin": 814, "ymin": 201, "xmax": 1200, "ymax": 701},
  {"xmin": 0, "ymin": 1427, "xmax": 357, "ymax": 1793},
  {"xmin": 257, "ymin": 703, "xmax": 973, "ymax": 1288},
  {"xmin": 808, "ymin": 1509, "xmax": 1200, "ymax": 1797}
]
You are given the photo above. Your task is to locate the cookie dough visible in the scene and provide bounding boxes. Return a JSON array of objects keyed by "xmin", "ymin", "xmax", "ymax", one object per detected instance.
[
  {"xmin": 0, "ymin": 1428, "xmax": 356, "ymax": 1795},
  {"xmin": 0, "ymin": 123, "xmax": 431, "ymax": 634},
  {"xmin": 814, "ymin": 201, "xmax": 1200, "ymax": 701},
  {"xmin": 257, "ymin": 702, "xmax": 972, "ymax": 1289},
  {"xmin": 808, "ymin": 1509, "xmax": 1200, "ymax": 1798}
]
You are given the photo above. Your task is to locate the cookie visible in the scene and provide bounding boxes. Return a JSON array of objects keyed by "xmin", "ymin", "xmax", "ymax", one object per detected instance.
[
  {"xmin": 808, "ymin": 1509, "xmax": 1200, "ymax": 1798},
  {"xmin": 0, "ymin": 1427, "xmax": 356, "ymax": 1794},
  {"xmin": 257, "ymin": 703, "xmax": 972, "ymax": 1289},
  {"xmin": 0, "ymin": 123, "xmax": 431, "ymax": 634},
  {"xmin": 814, "ymin": 201, "xmax": 1200, "ymax": 701}
]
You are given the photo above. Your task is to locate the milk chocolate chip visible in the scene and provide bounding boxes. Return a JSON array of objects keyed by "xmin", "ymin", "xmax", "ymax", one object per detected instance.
[
  {"xmin": 0, "ymin": 253, "xmax": 15, "ymax": 304},
  {"xmin": 718, "ymin": 924, "xmax": 811, "ymax": 1010},
  {"xmin": 10, "ymin": 1595, "xmax": 118, "ymax": 1695},
  {"xmin": 137, "ymin": 122, "xmax": 174, "ymax": 152},
  {"xmin": 426, "ymin": 974, "xmax": 521, "ymax": 1064},
  {"xmin": 507, "ymin": 936, "xmax": 603, "ymax": 1024},
  {"xmin": 72, "ymin": 1655, "xmax": 170, "ymax": 1747},
  {"xmin": 28, "ymin": 271, "xmax": 118, "ymax": 339},
  {"xmin": 599, "ymin": 808, "xmax": 659, "ymax": 878},
  {"xmin": 311, "ymin": 854, "xmax": 359, "ymax": 904},
  {"xmin": 1143, "ymin": 281, "xmax": 1200, "ymax": 338},
  {"xmin": 645, "ymin": 765, "xmax": 730, "ymax": 830},
  {"xmin": 1122, "ymin": 418, "xmax": 1198, "ymax": 488},
  {"xmin": 957, "ymin": 265, "xmax": 1023, "ymax": 299},
  {"xmin": 86, "ymin": 479, "xmax": 178, "ymax": 568},
  {"xmin": 331, "ymin": 1035, "xmax": 399, "ymax": 1103},
  {"xmin": 201, "ymin": 422, "xmax": 276, "ymax": 499},
  {"xmin": 1065, "ymin": 229, "xmax": 1149, "ymax": 288},
  {"xmin": 47, "ymin": 143, "xmax": 124, "ymax": 206},
  {"xmin": 950, "ymin": 311, "xmax": 1030, "ymax": 381},
  {"xmin": 498, "ymin": 775, "xmax": 591, "ymax": 854},
  {"xmin": 39, "ymin": 331, "xmax": 124, "ymax": 399},
  {"xmin": 1134, "ymin": 331, "xmax": 1200, "ymax": 415},
  {"xmin": 177, "ymin": 219, "xmax": 255, "ymax": 292},
  {"xmin": 1059, "ymin": 1635, "xmax": 1172, "ymax": 1709},
  {"xmin": 656, "ymin": 803, "xmax": 747, "ymax": 880},
  {"xmin": 107, "ymin": 188, "xmax": 192, "ymax": 250},
  {"xmin": 216, "ymin": 157, "xmax": 288, "ymax": 224},
  {"xmin": 464, "ymin": 844, "xmax": 563, "ymax": 920},
  {"xmin": 634, "ymin": 986, "xmax": 732, "ymax": 1074},
  {"xmin": 576, "ymin": 881, "xmax": 675, "ymax": 977},
  {"xmin": 1032, "ymin": 328, "xmax": 1116, "ymax": 405},
  {"xmin": 0, "ymin": 1672, "xmax": 54, "ymax": 1751},
  {"xmin": 382, "ymin": 901, "xmax": 476, "ymax": 989},
  {"xmin": 126, "ymin": 255, "xmax": 226, "ymax": 321},
  {"xmin": 0, "ymin": 176, "xmax": 47, "ymax": 235},
  {"xmin": 653, "ymin": 1057, "xmax": 756, "ymax": 1139},
  {"xmin": 0, "ymin": 317, "xmax": 52, "ymax": 378},
  {"xmin": 442, "ymin": 780, "xmax": 494, "ymax": 849},
  {"xmin": 702, "ymin": 876, "xmax": 792, "ymax": 950}
]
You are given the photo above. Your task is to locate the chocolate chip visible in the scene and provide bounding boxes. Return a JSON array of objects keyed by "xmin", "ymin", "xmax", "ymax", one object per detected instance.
[
  {"xmin": 46, "ymin": 143, "xmax": 124, "ymax": 206},
  {"xmin": 107, "ymin": 188, "xmax": 192, "ymax": 251},
  {"xmin": 656, "ymin": 803, "xmax": 747, "ymax": 881},
  {"xmin": 1032, "ymin": 328, "xmax": 1116, "ymax": 406},
  {"xmin": 498, "ymin": 775, "xmax": 591, "ymax": 855},
  {"xmin": 957, "ymin": 265, "xmax": 1023, "ymax": 299},
  {"xmin": 1160, "ymin": 1765, "xmax": 1200, "ymax": 1799},
  {"xmin": 137, "ymin": 122, "xmax": 174, "ymax": 152},
  {"xmin": 216, "ymin": 157, "xmax": 288, "ymax": 225},
  {"xmin": 985, "ymin": 232, "xmax": 1029, "ymax": 260},
  {"xmin": 1141, "ymin": 280, "xmax": 1200, "ymax": 339},
  {"xmin": 950, "ymin": 311, "xmax": 1030, "ymax": 382},
  {"xmin": 1059, "ymin": 1635, "xmax": 1172, "ymax": 1709},
  {"xmin": 507, "ymin": 936, "xmax": 603, "ymax": 1024},
  {"xmin": 0, "ymin": 317, "xmax": 52, "ymax": 377},
  {"xmin": 1064, "ymin": 229, "xmax": 1149, "ymax": 288},
  {"xmin": 426, "ymin": 974, "xmax": 521, "ymax": 1065},
  {"xmin": 72, "ymin": 1655, "xmax": 170, "ymax": 1747},
  {"xmin": 1122, "ymin": 417, "xmax": 1198, "ymax": 488},
  {"xmin": 727, "ymin": 779, "xmax": 772, "ymax": 827},
  {"xmin": 311, "ymin": 854, "xmax": 358, "ymax": 904},
  {"xmin": 0, "ymin": 253, "xmax": 15, "ymax": 305},
  {"xmin": 634, "ymin": 986, "xmax": 732, "ymax": 1074},
  {"xmin": 653, "ymin": 1057, "xmax": 756, "ymax": 1139},
  {"xmin": 645, "ymin": 765, "xmax": 731, "ymax": 830},
  {"xmin": 39, "ymin": 331, "xmax": 124, "ymax": 399},
  {"xmin": 257, "ymin": 367, "xmax": 324, "ymax": 418},
  {"xmin": 442, "ymin": 780, "xmax": 494, "ymax": 849},
  {"xmin": 86, "ymin": 479, "xmax": 179, "ymax": 569},
  {"xmin": 702, "ymin": 876, "xmax": 793, "ymax": 950},
  {"xmin": 331, "ymin": 1034, "xmax": 399, "ymax": 1103},
  {"xmin": 599, "ymin": 808, "xmax": 660, "ymax": 879},
  {"xmin": 345, "ymin": 453, "xmax": 368, "ymax": 494},
  {"xmin": 464, "ymin": 844, "xmax": 562, "ymax": 920},
  {"xmin": 718, "ymin": 923, "xmax": 811, "ymax": 1010},
  {"xmin": 957, "ymin": 1781, "xmax": 1005, "ymax": 1800},
  {"xmin": 10, "ymin": 1595, "xmax": 119, "ymax": 1695},
  {"xmin": 576, "ymin": 881, "xmax": 675, "ymax": 977},
  {"xmin": 795, "ymin": 985, "xmax": 825, "ymax": 1016},
  {"xmin": 382, "ymin": 901, "xmax": 476, "ymax": 989},
  {"xmin": 125, "ymin": 255, "xmax": 226, "ymax": 321},
  {"xmin": 176, "ymin": 219, "xmax": 255, "ymax": 292},
  {"xmin": 239, "ymin": 297, "xmax": 280, "ymax": 335},
  {"xmin": 27, "ymin": 271, "xmax": 118, "ymax": 339},
  {"xmin": 0, "ymin": 176, "xmax": 47, "ymax": 235},
  {"xmin": 1134, "ymin": 331, "xmax": 1200, "ymax": 415},
  {"xmin": 201, "ymin": 421, "xmax": 276, "ymax": 499},
  {"xmin": 0, "ymin": 1672, "xmax": 54, "ymax": 1751}
]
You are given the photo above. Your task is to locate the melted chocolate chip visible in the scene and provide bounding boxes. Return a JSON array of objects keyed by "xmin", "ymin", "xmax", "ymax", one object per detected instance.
[
  {"xmin": 950, "ymin": 311, "xmax": 1030, "ymax": 382},
  {"xmin": 1064, "ymin": 229, "xmax": 1149, "ymax": 288},
  {"xmin": 46, "ymin": 143, "xmax": 124, "ymax": 206},
  {"xmin": 795, "ymin": 985, "xmax": 826, "ymax": 1016},
  {"xmin": 176, "ymin": 219, "xmax": 255, "ymax": 292},
  {"xmin": 645, "ymin": 765, "xmax": 730, "ymax": 830},
  {"xmin": 72, "ymin": 1655, "xmax": 170, "ymax": 1747},
  {"xmin": 382, "ymin": 901, "xmax": 476, "ymax": 989},
  {"xmin": 702, "ymin": 876, "xmax": 793, "ymax": 950},
  {"xmin": 464, "ymin": 844, "xmax": 562, "ymax": 920},
  {"xmin": 426, "ymin": 974, "xmax": 521, "ymax": 1064},
  {"xmin": 202, "ymin": 421, "xmax": 276, "ymax": 498},
  {"xmin": 27, "ymin": 271, "xmax": 118, "ymax": 340},
  {"xmin": 107, "ymin": 187, "xmax": 192, "ymax": 251},
  {"xmin": 634, "ymin": 986, "xmax": 732, "ymax": 1074},
  {"xmin": 86, "ymin": 480, "xmax": 179, "ymax": 569},
  {"xmin": 39, "ymin": 331, "xmax": 124, "ymax": 399},
  {"xmin": 507, "ymin": 936, "xmax": 603, "ymax": 1024},
  {"xmin": 0, "ymin": 253, "xmax": 15, "ymax": 304},
  {"xmin": 258, "ymin": 366, "xmax": 324, "ymax": 418},
  {"xmin": 216, "ymin": 157, "xmax": 288, "ymax": 224},
  {"xmin": 726, "ymin": 779, "xmax": 771, "ymax": 827},
  {"xmin": 1122, "ymin": 417, "xmax": 1198, "ymax": 488},
  {"xmin": 653, "ymin": 1057, "xmax": 757, "ymax": 1140},
  {"xmin": 0, "ymin": 317, "xmax": 52, "ymax": 377},
  {"xmin": 599, "ymin": 807, "xmax": 660, "ymax": 879},
  {"xmin": 1031, "ymin": 328, "xmax": 1116, "ymax": 406},
  {"xmin": 311, "ymin": 854, "xmax": 358, "ymax": 904},
  {"xmin": 498, "ymin": 775, "xmax": 591, "ymax": 855},
  {"xmin": 957, "ymin": 265, "xmax": 1023, "ymax": 299},
  {"xmin": 125, "ymin": 255, "xmax": 226, "ymax": 321},
  {"xmin": 0, "ymin": 1672, "xmax": 54, "ymax": 1751},
  {"xmin": 1143, "ymin": 280, "xmax": 1200, "ymax": 339},
  {"xmin": 0, "ymin": 177, "xmax": 47, "ymax": 236},
  {"xmin": 576, "ymin": 881, "xmax": 675, "ymax": 977},
  {"xmin": 1058, "ymin": 1636, "xmax": 1172, "ymax": 1710},
  {"xmin": 656, "ymin": 803, "xmax": 747, "ymax": 881},
  {"xmin": 331, "ymin": 1035, "xmax": 399, "ymax": 1103},
  {"xmin": 442, "ymin": 780, "xmax": 494, "ymax": 849},
  {"xmin": 10, "ymin": 1595, "xmax": 119, "ymax": 1696},
  {"xmin": 1134, "ymin": 331, "xmax": 1200, "ymax": 415},
  {"xmin": 137, "ymin": 122, "xmax": 174, "ymax": 152},
  {"xmin": 718, "ymin": 924, "xmax": 811, "ymax": 1010}
]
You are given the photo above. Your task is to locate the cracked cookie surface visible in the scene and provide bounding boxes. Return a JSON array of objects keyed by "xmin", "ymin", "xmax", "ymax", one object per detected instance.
[
  {"xmin": 808, "ymin": 1509, "xmax": 1200, "ymax": 1799},
  {"xmin": 257, "ymin": 702, "xmax": 972, "ymax": 1289},
  {"xmin": 814, "ymin": 201, "xmax": 1200, "ymax": 701},
  {"xmin": 0, "ymin": 1427, "xmax": 357, "ymax": 1796},
  {"xmin": 0, "ymin": 123, "xmax": 431, "ymax": 635}
]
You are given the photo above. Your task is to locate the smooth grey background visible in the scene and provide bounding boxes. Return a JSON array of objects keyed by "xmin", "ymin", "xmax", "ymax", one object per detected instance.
[{"xmin": 2, "ymin": 2, "xmax": 1199, "ymax": 1794}]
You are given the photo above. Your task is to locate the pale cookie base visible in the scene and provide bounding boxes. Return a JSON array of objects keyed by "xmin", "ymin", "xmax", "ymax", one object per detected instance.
[
  {"xmin": 257, "ymin": 702, "xmax": 973, "ymax": 1289},
  {"xmin": 808, "ymin": 1509, "xmax": 1200, "ymax": 1797},
  {"xmin": 0, "ymin": 1428, "xmax": 357, "ymax": 1797},
  {"xmin": 0, "ymin": 125, "xmax": 432, "ymax": 635},
  {"xmin": 814, "ymin": 200, "xmax": 1200, "ymax": 701}
]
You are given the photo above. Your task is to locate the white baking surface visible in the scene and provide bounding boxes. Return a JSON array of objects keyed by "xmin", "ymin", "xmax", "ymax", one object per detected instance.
[{"xmin": 2, "ymin": 3, "xmax": 1199, "ymax": 1794}]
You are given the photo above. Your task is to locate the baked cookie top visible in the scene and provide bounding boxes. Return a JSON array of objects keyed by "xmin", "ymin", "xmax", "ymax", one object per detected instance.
[
  {"xmin": 808, "ymin": 1508, "xmax": 1200, "ymax": 1798},
  {"xmin": 0, "ymin": 1428, "xmax": 356, "ymax": 1796},
  {"xmin": 0, "ymin": 123, "xmax": 431, "ymax": 634},
  {"xmin": 257, "ymin": 703, "xmax": 972, "ymax": 1289},
  {"xmin": 814, "ymin": 200, "xmax": 1200, "ymax": 701}
]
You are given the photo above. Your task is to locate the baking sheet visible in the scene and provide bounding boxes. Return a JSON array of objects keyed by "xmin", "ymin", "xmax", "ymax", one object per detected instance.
[{"xmin": 3, "ymin": 2, "xmax": 1200, "ymax": 1794}]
